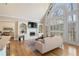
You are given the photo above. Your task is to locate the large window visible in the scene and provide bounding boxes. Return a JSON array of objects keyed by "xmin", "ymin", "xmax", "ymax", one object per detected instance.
[
  {"xmin": 44, "ymin": 3, "xmax": 78, "ymax": 44},
  {"xmin": 52, "ymin": 3, "xmax": 64, "ymax": 16}
]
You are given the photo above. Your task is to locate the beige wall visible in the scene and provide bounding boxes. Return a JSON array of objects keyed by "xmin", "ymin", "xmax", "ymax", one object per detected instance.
[
  {"xmin": 40, "ymin": 16, "xmax": 47, "ymax": 37},
  {"xmin": 0, "ymin": 16, "xmax": 18, "ymax": 40},
  {"xmin": 0, "ymin": 3, "xmax": 49, "ymax": 20},
  {"xmin": 0, "ymin": 16, "xmax": 17, "ymax": 31},
  {"xmin": 0, "ymin": 21, "xmax": 15, "ymax": 31}
]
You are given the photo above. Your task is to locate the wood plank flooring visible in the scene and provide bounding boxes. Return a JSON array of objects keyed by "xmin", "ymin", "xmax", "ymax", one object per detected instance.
[
  {"xmin": 9, "ymin": 40, "xmax": 35, "ymax": 56},
  {"xmin": 6, "ymin": 40, "xmax": 79, "ymax": 56}
]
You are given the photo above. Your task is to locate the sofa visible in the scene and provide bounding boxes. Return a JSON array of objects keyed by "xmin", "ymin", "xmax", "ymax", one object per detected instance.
[
  {"xmin": 35, "ymin": 36, "xmax": 63, "ymax": 54},
  {"xmin": 0, "ymin": 36, "xmax": 11, "ymax": 56}
]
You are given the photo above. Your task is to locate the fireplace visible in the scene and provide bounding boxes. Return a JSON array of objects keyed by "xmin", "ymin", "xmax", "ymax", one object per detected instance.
[{"xmin": 30, "ymin": 32, "xmax": 35, "ymax": 36}]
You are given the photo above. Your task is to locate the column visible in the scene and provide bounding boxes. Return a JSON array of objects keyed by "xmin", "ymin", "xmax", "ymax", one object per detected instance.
[
  {"xmin": 15, "ymin": 21, "xmax": 18, "ymax": 40},
  {"xmin": 63, "ymin": 5, "xmax": 69, "ymax": 42},
  {"xmin": 75, "ymin": 4, "xmax": 79, "ymax": 44}
]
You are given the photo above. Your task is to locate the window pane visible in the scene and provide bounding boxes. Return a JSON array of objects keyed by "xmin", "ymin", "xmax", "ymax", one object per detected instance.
[
  {"xmin": 67, "ymin": 3, "xmax": 77, "ymax": 12},
  {"xmin": 68, "ymin": 14, "xmax": 76, "ymax": 23},
  {"xmin": 53, "ymin": 8, "xmax": 63, "ymax": 16}
]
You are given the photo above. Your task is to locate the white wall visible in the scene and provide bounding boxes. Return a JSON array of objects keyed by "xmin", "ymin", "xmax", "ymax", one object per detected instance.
[
  {"xmin": 0, "ymin": 21, "xmax": 15, "ymax": 31},
  {"xmin": 0, "ymin": 16, "xmax": 16, "ymax": 31},
  {"xmin": 0, "ymin": 16, "xmax": 18, "ymax": 40},
  {"xmin": 27, "ymin": 20, "xmax": 39, "ymax": 40},
  {"xmin": 0, "ymin": 3, "xmax": 49, "ymax": 20},
  {"xmin": 18, "ymin": 19, "xmax": 40, "ymax": 40}
]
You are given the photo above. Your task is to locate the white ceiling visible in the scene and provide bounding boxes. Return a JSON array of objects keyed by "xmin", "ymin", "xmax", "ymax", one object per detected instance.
[{"xmin": 0, "ymin": 3, "xmax": 49, "ymax": 21}]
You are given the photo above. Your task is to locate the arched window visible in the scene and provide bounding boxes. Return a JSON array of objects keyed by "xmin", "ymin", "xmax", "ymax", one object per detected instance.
[
  {"xmin": 54, "ymin": 8, "xmax": 63, "ymax": 16},
  {"xmin": 52, "ymin": 4, "xmax": 64, "ymax": 16}
]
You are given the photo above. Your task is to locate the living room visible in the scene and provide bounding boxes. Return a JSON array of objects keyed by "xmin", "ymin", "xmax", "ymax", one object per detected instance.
[
  {"xmin": 0, "ymin": 3, "xmax": 79, "ymax": 56},
  {"xmin": 0, "ymin": 3, "xmax": 49, "ymax": 56}
]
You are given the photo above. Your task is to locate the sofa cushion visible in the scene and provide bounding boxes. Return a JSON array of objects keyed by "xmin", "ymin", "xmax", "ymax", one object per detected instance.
[{"xmin": 37, "ymin": 39, "xmax": 45, "ymax": 43}]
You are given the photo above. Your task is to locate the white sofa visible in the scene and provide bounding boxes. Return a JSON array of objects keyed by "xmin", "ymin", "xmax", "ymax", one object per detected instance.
[
  {"xmin": 0, "ymin": 36, "xmax": 11, "ymax": 56},
  {"xmin": 35, "ymin": 36, "xmax": 63, "ymax": 54}
]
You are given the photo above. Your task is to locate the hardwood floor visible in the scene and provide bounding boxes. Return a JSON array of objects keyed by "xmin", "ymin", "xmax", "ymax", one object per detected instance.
[
  {"xmin": 7, "ymin": 40, "xmax": 79, "ymax": 56},
  {"xmin": 8, "ymin": 40, "xmax": 35, "ymax": 56}
]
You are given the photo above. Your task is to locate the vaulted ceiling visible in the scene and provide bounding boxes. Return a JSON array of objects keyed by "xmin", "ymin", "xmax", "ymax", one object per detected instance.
[{"xmin": 0, "ymin": 3, "xmax": 49, "ymax": 21}]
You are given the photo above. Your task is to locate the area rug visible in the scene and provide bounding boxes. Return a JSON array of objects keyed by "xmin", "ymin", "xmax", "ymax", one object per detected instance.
[{"xmin": 24, "ymin": 40, "xmax": 36, "ymax": 51}]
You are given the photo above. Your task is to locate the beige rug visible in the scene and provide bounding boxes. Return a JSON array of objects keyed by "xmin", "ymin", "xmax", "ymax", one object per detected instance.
[{"xmin": 24, "ymin": 40, "xmax": 36, "ymax": 51}]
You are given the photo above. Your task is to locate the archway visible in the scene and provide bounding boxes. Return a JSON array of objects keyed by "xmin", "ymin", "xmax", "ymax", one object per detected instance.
[
  {"xmin": 19, "ymin": 23, "xmax": 27, "ymax": 41},
  {"xmin": 20, "ymin": 23, "xmax": 27, "ymax": 34}
]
